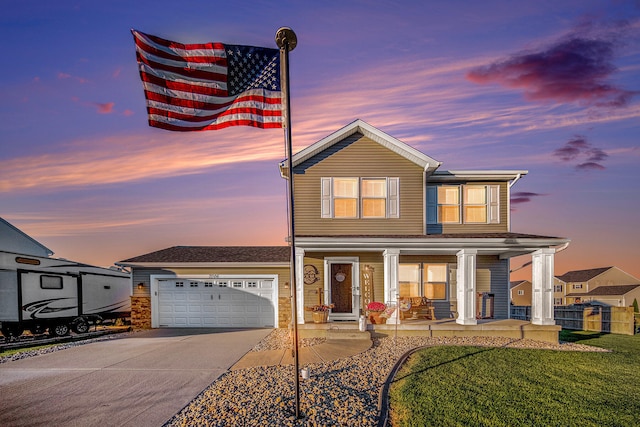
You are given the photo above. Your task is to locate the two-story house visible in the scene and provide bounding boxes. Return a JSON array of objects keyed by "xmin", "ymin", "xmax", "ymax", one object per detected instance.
[
  {"xmin": 119, "ymin": 120, "xmax": 569, "ymax": 338},
  {"xmin": 559, "ymin": 266, "xmax": 640, "ymax": 305}
]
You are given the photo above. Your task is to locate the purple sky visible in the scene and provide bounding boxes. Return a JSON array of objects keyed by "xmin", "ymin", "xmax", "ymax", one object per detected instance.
[{"xmin": 1, "ymin": 1, "xmax": 639, "ymax": 280}]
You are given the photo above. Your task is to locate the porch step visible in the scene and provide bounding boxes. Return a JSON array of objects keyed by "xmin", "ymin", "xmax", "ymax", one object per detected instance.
[{"xmin": 326, "ymin": 329, "xmax": 371, "ymax": 341}]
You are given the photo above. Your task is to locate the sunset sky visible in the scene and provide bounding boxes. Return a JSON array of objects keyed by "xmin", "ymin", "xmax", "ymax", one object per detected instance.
[{"xmin": 1, "ymin": 1, "xmax": 639, "ymax": 280}]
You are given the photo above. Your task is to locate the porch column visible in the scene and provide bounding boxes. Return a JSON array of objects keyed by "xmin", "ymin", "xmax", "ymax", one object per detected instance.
[
  {"xmin": 456, "ymin": 249, "xmax": 477, "ymax": 325},
  {"xmin": 531, "ymin": 248, "xmax": 555, "ymax": 325},
  {"xmin": 295, "ymin": 247, "xmax": 305, "ymax": 324},
  {"xmin": 383, "ymin": 249, "xmax": 400, "ymax": 324}
]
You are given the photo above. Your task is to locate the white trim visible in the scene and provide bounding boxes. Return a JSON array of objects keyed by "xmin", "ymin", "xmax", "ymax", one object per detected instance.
[
  {"xmin": 531, "ymin": 248, "xmax": 556, "ymax": 326},
  {"xmin": 323, "ymin": 257, "xmax": 360, "ymax": 321},
  {"xmin": 456, "ymin": 249, "xmax": 477, "ymax": 325},
  {"xmin": 150, "ymin": 274, "xmax": 279, "ymax": 328}
]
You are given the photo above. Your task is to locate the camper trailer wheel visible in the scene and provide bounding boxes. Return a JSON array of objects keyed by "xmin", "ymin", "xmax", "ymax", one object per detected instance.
[
  {"xmin": 72, "ymin": 319, "xmax": 90, "ymax": 334},
  {"xmin": 29, "ymin": 324, "xmax": 46, "ymax": 335},
  {"xmin": 1, "ymin": 324, "xmax": 24, "ymax": 338},
  {"xmin": 51, "ymin": 323, "xmax": 70, "ymax": 337}
]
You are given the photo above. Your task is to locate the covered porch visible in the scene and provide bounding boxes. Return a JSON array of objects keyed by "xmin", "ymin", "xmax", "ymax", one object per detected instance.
[{"xmin": 293, "ymin": 233, "xmax": 569, "ymax": 336}]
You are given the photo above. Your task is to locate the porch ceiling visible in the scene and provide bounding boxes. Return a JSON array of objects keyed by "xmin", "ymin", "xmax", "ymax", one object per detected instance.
[{"xmin": 295, "ymin": 234, "xmax": 569, "ymax": 258}]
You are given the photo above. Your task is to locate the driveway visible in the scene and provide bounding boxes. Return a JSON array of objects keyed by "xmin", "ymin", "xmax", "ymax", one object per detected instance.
[{"xmin": 0, "ymin": 328, "xmax": 272, "ymax": 426}]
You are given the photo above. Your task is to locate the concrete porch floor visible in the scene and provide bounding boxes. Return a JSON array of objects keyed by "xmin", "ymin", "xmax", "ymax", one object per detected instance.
[{"xmin": 298, "ymin": 318, "xmax": 561, "ymax": 343}]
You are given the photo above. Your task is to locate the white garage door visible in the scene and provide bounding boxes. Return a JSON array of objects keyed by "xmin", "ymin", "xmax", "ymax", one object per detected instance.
[{"xmin": 157, "ymin": 277, "xmax": 276, "ymax": 328}]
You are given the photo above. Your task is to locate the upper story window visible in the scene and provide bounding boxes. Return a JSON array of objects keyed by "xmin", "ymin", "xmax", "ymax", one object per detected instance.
[
  {"xmin": 554, "ymin": 284, "xmax": 563, "ymax": 292},
  {"xmin": 321, "ymin": 177, "xmax": 399, "ymax": 219},
  {"xmin": 427, "ymin": 184, "xmax": 500, "ymax": 224}
]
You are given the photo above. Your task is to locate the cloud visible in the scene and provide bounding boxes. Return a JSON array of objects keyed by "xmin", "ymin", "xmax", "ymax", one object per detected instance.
[
  {"xmin": 553, "ymin": 135, "xmax": 608, "ymax": 171},
  {"xmin": 466, "ymin": 19, "xmax": 637, "ymax": 108},
  {"xmin": 95, "ymin": 102, "xmax": 115, "ymax": 114},
  {"xmin": 511, "ymin": 191, "xmax": 545, "ymax": 206},
  {"xmin": 0, "ymin": 129, "xmax": 284, "ymax": 193},
  {"xmin": 576, "ymin": 162, "xmax": 606, "ymax": 171},
  {"xmin": 57, "ymin": 72, "xmax": 89, "ymax": 84}
]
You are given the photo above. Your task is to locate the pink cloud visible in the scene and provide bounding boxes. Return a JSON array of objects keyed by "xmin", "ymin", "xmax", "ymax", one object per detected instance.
[
  {"xmin": 95, "ymin": 102, "xmax": 115, "ymax": 114},
  {"xmin": 466, "ymin": 20, "xmax": 637, "ymax": 108},
  {"xmin": 122, "ymin": 109, "xmax": 134, "ymax": 117}
]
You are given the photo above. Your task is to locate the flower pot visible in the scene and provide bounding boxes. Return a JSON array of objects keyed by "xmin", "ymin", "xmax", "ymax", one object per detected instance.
[
  {"xmin": 368, "ymin": 311, "xmax": 384, "ymax": 324},
  {"xmin": 312, "ymin": 311, "xmax": 328, "ymax": 324}
]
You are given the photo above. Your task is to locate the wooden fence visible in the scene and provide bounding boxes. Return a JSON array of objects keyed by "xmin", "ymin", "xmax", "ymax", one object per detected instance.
[{"xmin": 511, "ymin": 305, "xmax": 637, "ymax": 335}]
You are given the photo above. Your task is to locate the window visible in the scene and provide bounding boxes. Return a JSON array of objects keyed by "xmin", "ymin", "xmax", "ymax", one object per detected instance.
[
  {"xmin": 554, "ymin": 284, "xmax": 563, "ymax": 292},
  {"xmin": 463, "ymin": 185, "xmax": 487, "ymax": 223},
  {"xmin": 399, "ymin": 263, "xmax": 448, "ymax": 300},
  {"xmin": 554, "ymin": 298, "xmax": 563, "ymax": 305},
  {"xmin": 427, "ymin": 184, "xmax": 500, "ymax": 224},
  {"xmin": 321, "ymin": 177, "xmax": 399, "ymax": 219},
  {"xmin": 573, "ymin": 284, "xmax": 583, "ymax": 290},
  {"xmin": 362, "ymin": 178, "xmax": 386, "ymax": 218},
  {"xmin": 437, "ymin": 186, "xmax": 460, "ymax": 223},
  {"xmin": 41, "ymin": 275, "xmax": 63, "ymax": 289},
  {"xmin": 333, "ymin": 178, "xmax": 358, "ymax": 218},
  {"xmin": 517, "ymin": 290, "xmax": 524, "ymax": 296}
]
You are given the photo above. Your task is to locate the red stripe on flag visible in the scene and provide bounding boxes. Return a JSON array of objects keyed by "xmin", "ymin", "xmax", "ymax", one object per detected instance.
[
  {"xmin": 139, "ymin": 72, "xmax": 227, "ymax": 97},
  {"xmin": 136, "ymin": 53, "xmax": 227, "ymax": 83}
]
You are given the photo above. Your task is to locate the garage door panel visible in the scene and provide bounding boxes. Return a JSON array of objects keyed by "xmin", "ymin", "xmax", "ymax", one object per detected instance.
[{"xmin": 158, "ymin": 277, "xmax": 275, "ymax": 328}]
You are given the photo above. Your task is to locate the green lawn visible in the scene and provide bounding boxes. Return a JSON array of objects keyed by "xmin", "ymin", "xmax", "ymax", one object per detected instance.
[{"xmin": 388, "ymin": 331, "xmax": 640, "ymax": 427}]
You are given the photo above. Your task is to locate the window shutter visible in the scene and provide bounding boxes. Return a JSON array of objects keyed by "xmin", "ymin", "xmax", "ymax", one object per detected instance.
[
  {"xmin": 426, "ymin": 186, "xmax": 437, "ymax": 224},
  {"xmin": 321, "ymin": 177, "xmax": 332, "ymax": 218},
  {"xmin": 387, "ymin": 177, "xmax": 400, "ymax": 218},
  {"xmin": 488, "ymin": 185, "xmax": 500, "ymax": 224}
]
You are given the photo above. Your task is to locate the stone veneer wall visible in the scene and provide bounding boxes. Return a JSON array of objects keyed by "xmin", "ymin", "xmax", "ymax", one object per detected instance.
[
  {"xmin": 278, "ymin": 296, "xmax": 291, "ymax": 328},
  {"xmin": 131, "ymin": 296, "xmax": 151, "ymax": 329}
]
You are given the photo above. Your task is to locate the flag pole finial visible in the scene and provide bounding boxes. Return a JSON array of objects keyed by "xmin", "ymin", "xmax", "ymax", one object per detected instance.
[{"xmin": 275, "ymin": 27, "xmax": 297, "ymax": 51}]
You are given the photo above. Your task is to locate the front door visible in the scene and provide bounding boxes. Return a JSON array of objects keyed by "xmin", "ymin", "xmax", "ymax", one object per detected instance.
[{"xmin": 325, "ymin": 258, "xmax": 360, "ymax": 321}]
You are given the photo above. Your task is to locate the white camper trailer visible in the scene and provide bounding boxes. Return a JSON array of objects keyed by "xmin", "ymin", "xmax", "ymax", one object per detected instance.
[{"xmin": 0, "ymin": 250, "xmax": 131, "ymax": 338}]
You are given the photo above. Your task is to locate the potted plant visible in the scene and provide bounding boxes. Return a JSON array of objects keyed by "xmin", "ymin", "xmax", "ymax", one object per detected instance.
[
  {"xmin": 305, "ymin": 303, "xmax": 334, "ymax": 323},
  {"xmin": 366, "ymin": 301, "xmax": 386, "ymax": 324}
]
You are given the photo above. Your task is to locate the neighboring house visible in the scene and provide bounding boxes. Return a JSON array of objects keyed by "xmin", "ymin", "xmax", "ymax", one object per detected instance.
[
  {"xmin": 569, "ymin": 284, "xmax": 640, "ymax": 307},
  {"xmin": 558, "ymin": 266, "xmax": 639, "ymax": 305},
  {"xmin": 119, "ymin": 119, "xmax": 569, "ymax": 329},
  {"xmin": 510, "ymin": 280, "xmax": 531, "ymax": 306},
  {"xmin": 511, "ymin": 277, "xmax": 567, "ymax": 306},
  {"xmin": 0, "ymin": 217, "xmax": 53, "ymax": 258}
]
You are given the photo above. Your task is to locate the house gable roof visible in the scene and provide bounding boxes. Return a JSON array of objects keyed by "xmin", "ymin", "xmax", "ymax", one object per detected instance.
[
  {"xmin": 118, "ymin": 246, "xmax": 290, "ymax": 265},
  {"xmin": 281, "ymin": 119, "xmax": 442, "ymax": 173},
  {"xmin": 572, "ymin": 284, "xmax": 640, "ymax": 297},
  {"xmin": 557, "ymin": 267, "xmax": 612, "ymax": 283}
]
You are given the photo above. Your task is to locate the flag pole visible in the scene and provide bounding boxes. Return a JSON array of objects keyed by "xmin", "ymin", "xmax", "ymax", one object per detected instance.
[{"xmin": 275, "ymin": 26, "xmax": 301, "ymax": 419}]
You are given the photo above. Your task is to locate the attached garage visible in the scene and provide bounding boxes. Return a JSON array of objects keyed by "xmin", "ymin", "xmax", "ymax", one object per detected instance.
[
  {"xmin": 118, "ymin": 246, "xmax": 291, "ymax": 329},
  {"xmin": 152, "ymin": 275, "xmax": 278, "ymax": 328}
]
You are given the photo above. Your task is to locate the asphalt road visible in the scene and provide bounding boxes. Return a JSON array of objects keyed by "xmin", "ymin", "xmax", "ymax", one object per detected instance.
[{"xmin": 0, "ymin": 328, "xmax": 272, "ymax": 426}]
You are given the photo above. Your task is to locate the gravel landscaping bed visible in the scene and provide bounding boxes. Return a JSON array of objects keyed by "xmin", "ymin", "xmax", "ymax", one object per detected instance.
[{"xmin": 165, "ymin": 332, "xmax": 608, "ymax": 427}]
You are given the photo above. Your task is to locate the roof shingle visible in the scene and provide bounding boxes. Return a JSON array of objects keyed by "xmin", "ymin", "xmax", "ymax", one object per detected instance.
[{"xmin": 119, "ymin": 246, "xmax": 290, "ymax": 264}]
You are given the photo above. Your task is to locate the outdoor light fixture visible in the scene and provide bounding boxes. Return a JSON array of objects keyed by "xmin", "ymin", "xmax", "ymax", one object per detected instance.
[{"xmin": 137, "ymin": 283, "xmax": 144, "ymax": 290}]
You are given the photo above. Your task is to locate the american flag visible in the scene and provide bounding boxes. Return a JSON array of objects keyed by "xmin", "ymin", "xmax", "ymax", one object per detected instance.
[{"xmin": 132, "ymin": 29, "xmax": 282, "ymax": 131}]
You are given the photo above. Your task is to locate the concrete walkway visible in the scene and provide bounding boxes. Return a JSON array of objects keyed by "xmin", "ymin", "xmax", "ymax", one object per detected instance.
[{"xmin": 232, "ymin": 330, "xmax": 372, "ymax": 370}]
